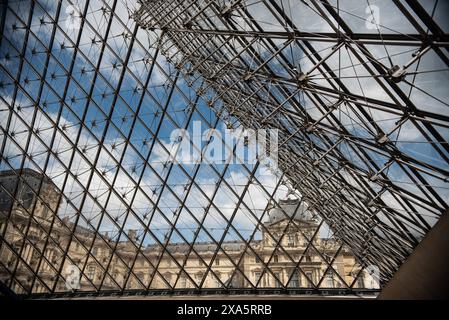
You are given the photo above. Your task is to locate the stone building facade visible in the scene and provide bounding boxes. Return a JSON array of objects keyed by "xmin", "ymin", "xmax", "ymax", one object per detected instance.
[{"xmin": 0, "ymin": 169, "xmax": 372, "ymax": 294}]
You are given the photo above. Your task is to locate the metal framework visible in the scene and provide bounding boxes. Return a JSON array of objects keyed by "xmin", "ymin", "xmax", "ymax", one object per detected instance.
[{"xmin": 0, "ymin": 0, "xmax": 448, "ymax": 298}]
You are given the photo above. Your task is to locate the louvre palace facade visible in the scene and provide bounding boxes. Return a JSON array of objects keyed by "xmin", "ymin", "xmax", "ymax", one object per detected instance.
[{"xmin": 0, "ymin": 169, "xmax": 372, "ymax": 294}]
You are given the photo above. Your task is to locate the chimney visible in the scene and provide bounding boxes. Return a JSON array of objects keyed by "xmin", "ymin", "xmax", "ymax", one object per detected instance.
[{"xmin": 62, "ymin": 216, "xmax": 70, "ymax": 226}]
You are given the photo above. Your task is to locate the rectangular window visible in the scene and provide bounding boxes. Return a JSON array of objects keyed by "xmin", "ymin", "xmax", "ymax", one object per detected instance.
[
  {"xmin": 164, "ymin": 273, "xmax": 172, "ymax": 283},
  {"xmin": 179, "ymin": 276, "xmax": 187, "ymax": 288},
  {"xmin": 357, "ymin": 276, "xmax": 364, "ymax": 288},
  {"xmin": 214, "ymin": 272, "xmax": 221, "ymax": 288},
  {"xmin": 288, "ymin": 271, "xmax": 300, "ymax": 288},
  {"xmin": 87, "ymin": 266, "xmax": 96, "ymax": 280},
  {"xmin": 306, "ymin": 271, "xmax": 313, "ymax": 288}
]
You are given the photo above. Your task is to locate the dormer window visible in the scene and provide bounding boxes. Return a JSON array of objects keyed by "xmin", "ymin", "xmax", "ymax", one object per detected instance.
[{"xmin": 287, "ymin": 234, "xmax": 295, "ymax": 247}]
